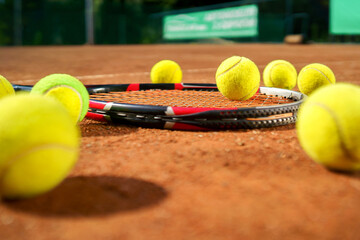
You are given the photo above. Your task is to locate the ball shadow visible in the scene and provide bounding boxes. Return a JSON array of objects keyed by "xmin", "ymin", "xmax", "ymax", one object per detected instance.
[
  {"xmin": 218, "ymin": 124, "xmax": 295, "ymax": 133},
  {"xmin": 256, "ymin": 124, "xmax": 296, "ymax": 132},
  {"xmin": 4, "ymin": 176, "xmax": 167, "ymax": 218},
  {"xmin": 328, "ymin": 169, "xmax": 360, "ymax": 179}
]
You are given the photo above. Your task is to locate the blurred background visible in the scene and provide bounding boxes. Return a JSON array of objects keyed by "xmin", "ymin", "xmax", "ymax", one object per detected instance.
[{"xmin": 0, "ymin": 0, "xmax": 359, "ymax": 46}]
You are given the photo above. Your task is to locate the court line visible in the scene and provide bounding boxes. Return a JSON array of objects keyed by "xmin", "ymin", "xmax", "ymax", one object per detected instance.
[
  {"xmin": 12, "ymin": 60, "xmax": 359, "ymax": 84},
  {"xmin": 13, "ymin": 68, "xmax": 217, "ymax": 83}
]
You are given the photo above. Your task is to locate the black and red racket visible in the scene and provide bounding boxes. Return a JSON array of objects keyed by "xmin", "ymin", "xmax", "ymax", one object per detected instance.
[{"xmin": 14, "ymin": 83, "xmax": 305, "ymax": 130}]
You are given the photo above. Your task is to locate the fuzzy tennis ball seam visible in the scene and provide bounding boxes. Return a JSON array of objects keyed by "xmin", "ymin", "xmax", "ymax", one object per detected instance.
[
  {"xmin": 239, "ymin": 85, "xmax": 258, "ymax": 101},
  {"xmin": 170, "ymin": 67, "xmax": 181, "ymax": 83},
  {"xmin": 5, "ymin": 144, "xmax": 77, "ymax": 167},
  {"xmin": 0, "ymin": 75, "xmax": 15, "ymax": 97},
  {"xmin": 31, "ymin": 74, "xmax": 89, "ymax": 123},
  {"xmin": 309, "ymin": 102, "xmax": 357, "ymax": 162},
  {"xmin": 297, "ymin": 63, "xmax": 335, "ymax": 95},
  {"xmin": 0, "ymin": 144, "xmax": 77, "ymax": 192},
  {"xmin": 263, "ymin": 60, "xmax": 297, "ymax": 90},
  {"xmin": 0, "ymin": 80, "xmax": 7, "ymax": 92},
  {"xmin": 0, "ymin": 94, "xmax": 80, "ymax": 199},
  {"xmin": 45, "ymin": 85, "xmax": 83, "ymax": 122},
  {"xmin": 151, "ymin": 60, "xmax": 182, "ymax": 84},
  {"xmin": 269, "ymin": 63, "xmax": 289, "ymax": 86},
  {"xmin": 303, "ymin": 68, "xmax": 332, "ymax": 83},
  {"xmin": 296, "ymin": 83, "xmax": 360, "ymax": 171},
  {"xmin": 298, "ymin": 68, "xmax": 332, "ymax": 90},
  {"xmin": 216, "ymin": 58, "xmax": 243, "ymax": 79},
  {"xmin": 216, "ymin": 56, "xmax": 260, "ymax": 101}
]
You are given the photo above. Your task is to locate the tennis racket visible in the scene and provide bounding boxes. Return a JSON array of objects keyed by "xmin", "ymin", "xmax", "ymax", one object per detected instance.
[{"xmin": 14, "ymin": 83, "xmax": 305, "ymax": 130}]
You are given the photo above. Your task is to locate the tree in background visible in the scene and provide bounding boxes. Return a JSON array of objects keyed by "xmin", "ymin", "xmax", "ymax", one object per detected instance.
[{"xmin": 0, "ymin": 0, "xmax": 14, "ymax": 45}]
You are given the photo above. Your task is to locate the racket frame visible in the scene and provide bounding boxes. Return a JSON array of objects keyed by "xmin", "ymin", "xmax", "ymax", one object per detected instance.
[{"xmin": 13, "ymin": 83, "xmax": 306, "ymax": 130}]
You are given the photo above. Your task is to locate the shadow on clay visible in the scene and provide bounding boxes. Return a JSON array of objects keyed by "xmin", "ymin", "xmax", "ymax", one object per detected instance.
[
  {"xmin": 4, "ymin": 176, "xmax": 168, "ymax": 217},
  {"xmin": 223, "ymin": 124, "xmax": 295, "ymax": 133},
  {"xmin": 80, "ymin": 119, "xmax": 140, "ymax": 137},
  {"xmin": 327, "ymin": 170, "xmax": 360, "ymax": 179},
  {"xmin": 254, "ymin": 124, "xmax": 296, "ymax": 132},
  {"xmin": 80, "ymin": 118, "xmax": 296, "ymax": 136}
]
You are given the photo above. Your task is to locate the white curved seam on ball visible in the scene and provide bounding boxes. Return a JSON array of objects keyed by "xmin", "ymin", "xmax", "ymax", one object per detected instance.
[
  {"xmin": 303, "ymin": 68, "xmax": 332, "ymax": 84},
  {"xmin": 45, "ymin": 85, "xmax": 83, "ymax": 121},
  {"xmin": 216, "ymin": 57, "xmax": 243, "ymax": 79},
  {"xmin": 311, "ymin": 102, "xmax": 357, "ymax": 163}
]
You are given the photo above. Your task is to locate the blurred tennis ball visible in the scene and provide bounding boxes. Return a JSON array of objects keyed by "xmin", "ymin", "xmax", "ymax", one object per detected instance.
[
  {"xmin": 216, "ymin": 56, "xmax": 260, "ymax": 101},
  {"xmin": 31, "ymin": 74, "xmax": 89, "ymax": 123},
  {"xmin": 0, "ymin": 75, "xmax": 15, "ymax": 99},
  {"xmin": 150, "ymin": 60, "xmax": 182, "ymax": 83},
  {"xmin": 296, "ymin": 83, "xmax": 360, "ymax": 171},
  {"xmin": 263, "ymin": 60, "xmax": 297, "ymax": 90},
  {"xmin": 0, "ymin": 94, "xmax": 80, "ymax": 199},
  {"xmin": 298, "ymin": 63, "xmax": 336, "ymax": 95}
]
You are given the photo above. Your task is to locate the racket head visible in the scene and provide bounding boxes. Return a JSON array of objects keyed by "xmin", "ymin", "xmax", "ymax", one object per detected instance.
[
  {"xmin": 13, "ymin": 83, "xmax": 305, "ymax": 130},
  {"xmin": 86, "ymin": 83, "xmax": 304, "ymax": 117},
  {"xmin": 85, "ymin": 83, "xmax": 304, "ymax": 130},
  {"xmin": 86, "ymin": 110, "xmax": 298, "ymax": 130}
]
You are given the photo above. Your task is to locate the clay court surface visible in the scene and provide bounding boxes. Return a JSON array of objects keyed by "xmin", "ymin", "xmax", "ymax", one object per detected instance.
[{"xmin": 1, "ymin": 43, "xmax": 360, "ymax": 240}]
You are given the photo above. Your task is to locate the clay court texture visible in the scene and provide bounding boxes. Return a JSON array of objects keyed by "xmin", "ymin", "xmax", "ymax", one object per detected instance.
[{"xmin": 1, "ymin": 43, "xmax": 360, "ymax": 240}]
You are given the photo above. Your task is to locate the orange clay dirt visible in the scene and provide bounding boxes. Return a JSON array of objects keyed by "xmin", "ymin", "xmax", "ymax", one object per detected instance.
[{"xmin": 1, "ymin": 44, "xmax": 360, "ymax": 240}]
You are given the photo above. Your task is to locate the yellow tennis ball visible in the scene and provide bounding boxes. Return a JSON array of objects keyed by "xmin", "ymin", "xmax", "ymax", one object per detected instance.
[
  {"xmin": 296, "ymin": 83, "xmax": 360, "ymax": 171},
  {"xmin": 0, "ymin": 94, "xmax": 80, "ymax": 199},
  {"xmin": 150, "ymin": 60, "xmax": 182, "ymax": 83},
  {"xmin": 216, "ymin": 56, "xmax": 260, "ymax": 101},
  {"xmin": 31, "ymin": 74, "xmax": 89, "ymax": 123},
  {"xmin": 0, "ymin": 75, "xmax": 15, "ymax": 99},
  {"xmin": 298, "ymin": 63, "xmax": 336, "ymax": 95},
  {"xmin": 263, "ymin": 60, "xmax": 297, "ymax": 90}
]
